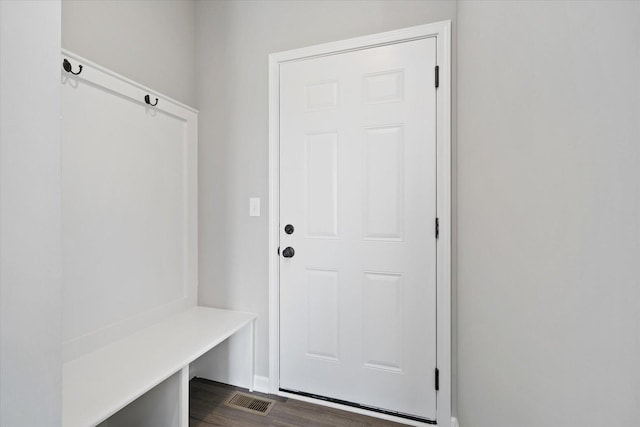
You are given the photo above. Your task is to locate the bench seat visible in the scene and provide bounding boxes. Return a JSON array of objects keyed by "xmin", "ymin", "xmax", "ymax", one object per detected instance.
[{"xmin": 63, "ymin": 306, "xmax": 257, "ymax": 427}]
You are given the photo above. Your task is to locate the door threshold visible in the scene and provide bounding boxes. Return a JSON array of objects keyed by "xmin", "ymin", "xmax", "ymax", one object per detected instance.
[{"xmin": 279, "ymin": 388, "xmax": 436, "ymax": 425}]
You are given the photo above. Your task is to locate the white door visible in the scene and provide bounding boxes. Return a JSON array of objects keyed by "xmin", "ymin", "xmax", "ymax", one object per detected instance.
[{"xmin": 279, "ymin": 37, "xmax": 438, "ymax": 421}]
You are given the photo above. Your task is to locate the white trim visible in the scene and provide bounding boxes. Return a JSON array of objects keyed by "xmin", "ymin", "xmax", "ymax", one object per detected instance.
[
  {"xmin": 451, "ymin": 417, "xmax": 460, "ymax": 427},
  {"xmin": 253, "ymin": 375, "xmax": 270, "ymax": 394},
  {"xmin": 179, "ymin": 366, "xmax": 189, "ymax": 427},
  {"xmin": 434, "ymin": 20, "xmax": 453, "ymax": 427},
  {"xmin": 249, "ymin": 318, "xmax": 256, "ymax": 392},
  {"xmin": 268, "ymin": 43, "xmax": 281, "ymax": 395},
  {"xmin": 61, "ymin": 49, "xmax": 198, "ymax": 114},
  {"xmin": 202, "ymin": 375, "xmax": 270, "ymax": 394},
  {"xmin": 270, "ymin": 23, "xmax": 448, "ymax": 64},
  {"xmin": 268, "ymin": 21, "xmax": 452, "ymax": 427}
]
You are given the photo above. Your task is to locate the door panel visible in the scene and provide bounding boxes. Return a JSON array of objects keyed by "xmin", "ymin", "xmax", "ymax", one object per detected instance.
[
  {"xmin": 305, "ymin": 132, "xmax": 339, "ymax": 238},
  {"xmin": 279, "ymin": 37, "xmax": 437, "ymax": 419},
  {"xmin": 305, "ymin": 268, "xmax": 339, "ymax": 361},
  {"xmin": 362, "ymin": 272, "xmax": 404, "ymax": 372},
  {"xmin": 363, "ymin": 125, "xmax": 405, "ymax": 240}
]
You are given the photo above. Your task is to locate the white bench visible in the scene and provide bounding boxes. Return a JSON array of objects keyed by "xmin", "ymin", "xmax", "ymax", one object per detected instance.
[{"xmin": 63, "ymin": 306, "xmax": 257, "ymax": 427}]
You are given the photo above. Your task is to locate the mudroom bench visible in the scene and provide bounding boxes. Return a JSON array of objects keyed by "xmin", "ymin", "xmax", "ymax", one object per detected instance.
[{"xmin": 62, "ymin": 306, "xmax": 257, "ymax": 427}]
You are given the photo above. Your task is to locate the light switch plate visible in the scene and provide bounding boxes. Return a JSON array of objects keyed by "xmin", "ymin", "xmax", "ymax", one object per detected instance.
[{"xmin": 249, "ymin": 197, "xmax": 260, "ymax": 217}]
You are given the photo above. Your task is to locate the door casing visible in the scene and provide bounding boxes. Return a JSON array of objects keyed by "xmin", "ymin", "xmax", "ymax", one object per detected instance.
[{"xmin": 268, "ymin": 21, "xmax": 452, "ymax": 427}]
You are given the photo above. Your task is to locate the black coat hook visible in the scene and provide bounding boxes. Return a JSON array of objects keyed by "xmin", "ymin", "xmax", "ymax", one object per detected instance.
[
  {"xmin": 62, "ymin": 58, "xmax": 82, "ymax": 75},
  {"xmin": 144, "ymin": 94, "xmax": 158, "ymax": 106}
]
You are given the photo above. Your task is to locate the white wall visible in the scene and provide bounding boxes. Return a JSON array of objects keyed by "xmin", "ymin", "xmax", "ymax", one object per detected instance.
[
  {"xmin": 62, "ymin": 0, "xmax": 197, "ymax": 106},
  {"xmin": 194, "ymin": 0, "xmax": 457, "ymax": 388},
  {"xmin": 0, "ymin": 1, "xmax": 63, "ymax": 425},
  {"xmin": 457, "ymin": 1, "xmax": 640, "ymax": 426}
]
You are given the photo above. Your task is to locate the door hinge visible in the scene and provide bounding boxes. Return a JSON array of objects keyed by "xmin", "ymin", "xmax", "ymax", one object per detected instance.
[
  {"xmin": 435, "ymin": 217, "xmax": 440, "ymax": 239},
  {"xmin": 277, "ymin": 246, "xmax": 280, "ymax": 256},
  {"xmin": 435, "ymin": 65, "xmax": 440, "ymax": 89},
  {"xmin": 435, "ymin": 368, "xmax": 440, "ymax": 391}
]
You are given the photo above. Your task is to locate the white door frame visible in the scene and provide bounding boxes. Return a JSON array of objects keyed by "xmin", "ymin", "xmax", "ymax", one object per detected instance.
[{"xmin": 268, "ymin": 21, "xmax": 452, "ymax": 427}]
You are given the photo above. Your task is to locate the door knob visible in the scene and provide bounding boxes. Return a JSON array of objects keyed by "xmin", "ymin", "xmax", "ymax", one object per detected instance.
[
  {"xmin": 284, "ymin": 224, "xmax": 294, "ymax": 234},
  {"xmin": 282, "ymin": 247, "xmax": 295, "ymax": 258}
]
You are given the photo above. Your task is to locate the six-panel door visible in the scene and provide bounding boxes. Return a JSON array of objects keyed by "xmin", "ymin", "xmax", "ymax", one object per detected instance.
[{"xmin": 279, "ymin": 37, "xmax": 438, "ymax": 420}]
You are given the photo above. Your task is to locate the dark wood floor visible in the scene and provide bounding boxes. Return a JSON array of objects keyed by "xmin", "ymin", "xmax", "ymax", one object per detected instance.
[{"xmin": 189, "ymin": 378, "xmax": 406, "ymax": 427}]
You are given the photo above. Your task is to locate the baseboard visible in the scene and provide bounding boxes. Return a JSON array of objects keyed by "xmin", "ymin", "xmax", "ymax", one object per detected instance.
[
  {"xmin": 451, "ymin": 416, "xmax": 459, "ymax": 427},
  {"xmin": 252, "ymin": 375, "xmax": 270, "ymax": 393},
  {"xmin": 196, "ymin": 374, "xmax": 270, "ymax": 394}
]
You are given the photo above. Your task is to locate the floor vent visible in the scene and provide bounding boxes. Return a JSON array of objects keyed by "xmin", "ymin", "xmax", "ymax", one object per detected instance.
[{"xmin": 224, "ymin": 391, "xmax": 275, "ymax": 416}]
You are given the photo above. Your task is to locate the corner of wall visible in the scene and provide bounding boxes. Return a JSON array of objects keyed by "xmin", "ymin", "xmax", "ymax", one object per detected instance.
[{"xmin": 0, "ymin": 0, "xmax": 63, "ymax": 424}]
